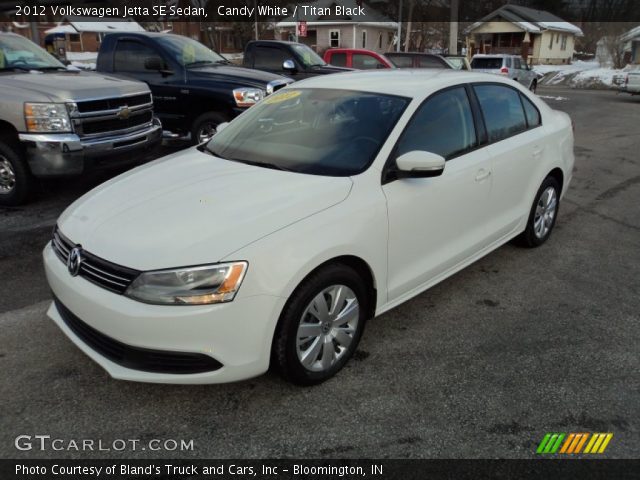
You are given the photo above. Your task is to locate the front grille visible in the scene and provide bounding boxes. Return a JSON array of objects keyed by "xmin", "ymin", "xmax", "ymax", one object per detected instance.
[
  {"xmin": 80, "ymin": 110, "xmax": 153, "ymax": 136},
  {"xmin": 52, "ymin": 226, "xmax": 140, "ymax": 294},
  {"xmin": 76, "ymin": 93, "xmax": 152, "ymax": 113},
  {"xmin": 54, "ymin": 298, "xmax": 223, "ymax": 374}
]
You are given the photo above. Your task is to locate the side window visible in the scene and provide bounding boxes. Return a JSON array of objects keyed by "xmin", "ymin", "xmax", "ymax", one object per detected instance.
[
  {"xmin": 328, "ymin": 52, "xmax": 347, "ymax": 67},
  {"xmin": 520, "ymin": 94, "xmax": 541, "ymax": 128},
  {"xmin": 253, "ymin": 46, "xmax": 289, "ymax": 70},
  {"xmin": 417, "ymin": 56, "xmax": 446, "ymax": 68},
  {"xmin": 353, "ymin": 53, "xmax": 383, "ymax": 70},
  {"xmin": 395, "ymin": 87, "xmax": 477, "ymax": 160},
  {"xmin": 513, "ymin": 57, "xmax": 521, "ymax": 69},
  {"xmin": 389, "ymin": 55, "xmax": 413, "ymax": 68},
  {"xmin": 474, "ymin": 84, "xmax": 527, "ymax": 142},
  {"xmin": 114, "ymin": 40, "xmax": 164, "ymax": 73}
]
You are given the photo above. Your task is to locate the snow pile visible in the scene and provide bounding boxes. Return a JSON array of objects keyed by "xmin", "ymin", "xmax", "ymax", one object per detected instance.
[{"xmin": 533, "ymin": 60, "xmax": 622, "ymax": 89}]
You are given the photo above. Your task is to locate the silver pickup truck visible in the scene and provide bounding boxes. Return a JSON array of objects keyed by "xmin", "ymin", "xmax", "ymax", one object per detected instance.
[{"xmin": 0, "ymin": 33, "xmax": 162, "ymax": 205}]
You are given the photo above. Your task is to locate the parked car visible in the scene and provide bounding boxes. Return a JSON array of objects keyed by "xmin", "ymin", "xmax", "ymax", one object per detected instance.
[
  {"xmin": 323, "ymin": 48, "xmax": 394, "ymax": 70},
  {"xmin": 471, "ymin": 54, "xmax": 538, "ymax": 91},
  {"xmin": 0, "ymin": 33, "xmax": 162, "ymax": 206},
  {"xmin": 385, "ymin": 52, "xmax": 454, "ymax": 69},
  {"xmin": 44, "ymin": 70, "xmax": 574, "ymax": 385},
  {"xmin": 613, "ymin": 65, "xmax": 640, "ymax": 94},
  {"xmin": 243, "ymin": 40, "xmax": 351, "ymax": 79},
  {"xmin": 97, "ymin": 33, "xmax": 292, "ymax": 144},
  {"xmin": 444, "ymin": 55, "xmax": 471, "ymax": 71}
]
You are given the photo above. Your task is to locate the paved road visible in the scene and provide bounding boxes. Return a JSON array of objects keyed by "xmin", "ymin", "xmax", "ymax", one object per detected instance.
[{"xmin": 1, "ymin": 87, "xmax": 638, "ymax": 459}]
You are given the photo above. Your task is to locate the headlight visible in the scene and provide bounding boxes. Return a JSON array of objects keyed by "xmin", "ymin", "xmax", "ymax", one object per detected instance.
[
  {"xmin": 24, "ymin": 103, "xmax": 71, "ymax": 133},
  {"xmin": 233, "ymin": 88, "xmax": 264, "ymax": 107},
  {"xmin": 125, "ymin": 262, "xmax": 248, "ymax": 305}
]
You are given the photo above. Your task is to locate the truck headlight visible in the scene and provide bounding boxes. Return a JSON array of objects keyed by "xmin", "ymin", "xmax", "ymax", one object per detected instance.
[
  {"xmin": 125, "ymin": 262, "xmax": 248, "ymax": 305},
  {"xmin": 233, "ymin": 88, "xmax": 264, "ymax": 107},
  {"xmin": 24, "ymin": 103, "xmax": 72, "ymax": 133}
]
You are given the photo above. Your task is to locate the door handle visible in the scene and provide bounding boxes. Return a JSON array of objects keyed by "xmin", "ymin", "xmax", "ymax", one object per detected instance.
[{"xmin": 475, "ymin": 169, "xmax": 492, "ymax": 182}]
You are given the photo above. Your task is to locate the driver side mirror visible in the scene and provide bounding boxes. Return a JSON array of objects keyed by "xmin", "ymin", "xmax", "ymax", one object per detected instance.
[
  {"xmin": 282, "ymin": 59, "xmax": 297, "ymax": 73},
  {"xmin": 395, "ymin": 151, "xmax": 445, "ymax": 178}
]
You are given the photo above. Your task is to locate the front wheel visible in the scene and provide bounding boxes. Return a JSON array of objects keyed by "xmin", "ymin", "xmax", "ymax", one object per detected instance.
[
  {"xmin": 517, "ymin": 176, "xmax": 560, "ymax": 248},
  {"xmin": 272, "ymin": 264, "xmax": 369, "ymax": 385},
  {"xmin": 0, "ymin": 140, "xmax": 32, "ymax": 206},
  {"xmin": 191, "ymin": 112, "xmax": 228, "ymax": 145}
]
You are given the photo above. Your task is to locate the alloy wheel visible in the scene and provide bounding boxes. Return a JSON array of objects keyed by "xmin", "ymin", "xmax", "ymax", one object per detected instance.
[
  {"xmin": 0, "ymin": 157, "xmax": 16, "ymax": 194},
  {"xmin": 534, "ymin": 186, "xmax": 557, "ymax": 239},
  {"xmin": 197, "ymin": 123, "xmax": 218, "ymax": 143},
  {"xmin": 296, "ymin": 285, "xmax": 359, "ymax": 372}
]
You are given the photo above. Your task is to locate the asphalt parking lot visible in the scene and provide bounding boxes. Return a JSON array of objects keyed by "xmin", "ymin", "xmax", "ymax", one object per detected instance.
[{"xmin": 1, "ymin": 86, "xmax": 638, "ymax": 459}]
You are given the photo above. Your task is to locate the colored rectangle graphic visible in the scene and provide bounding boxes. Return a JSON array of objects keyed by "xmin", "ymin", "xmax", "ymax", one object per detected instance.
[{"xmin": 536, "ymin": 433, "xmax": 613, "ymax": 454}]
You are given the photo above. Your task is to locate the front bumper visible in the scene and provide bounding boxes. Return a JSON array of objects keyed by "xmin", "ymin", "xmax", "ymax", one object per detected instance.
[
  {"xmin": 19, "ymin": 119, "xmax": 162, "ymax": 177},
  {"xmin": 43, "ymin": 244, "xmax": 286, "ymax": 384}
]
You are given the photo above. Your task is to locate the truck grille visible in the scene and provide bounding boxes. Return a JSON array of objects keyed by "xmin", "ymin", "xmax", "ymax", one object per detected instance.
[
  {"xmin": 54, "ymin": 297, "xmax": 223, "ymax": 374},
  {"xmin": 71, "ymin": 92, "xmax": 154, "ymax": 138},
  {"xmin": 51, "ymin": 226, "xmax": 140, "ymax": 294}
]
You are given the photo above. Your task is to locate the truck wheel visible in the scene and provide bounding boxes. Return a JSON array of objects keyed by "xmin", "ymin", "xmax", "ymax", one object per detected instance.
[
  {"xmin": 0, "ymin": 140, "xmax": 32, "ymax": 206},
  {"xmin": 191, "ymin": 112, "xmax": 228, "ymax": 145}
]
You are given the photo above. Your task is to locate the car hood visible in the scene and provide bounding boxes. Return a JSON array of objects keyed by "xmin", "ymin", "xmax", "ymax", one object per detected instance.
[
  {"xmin": 57, "ymin": 148, "xmax": 352, "ymax": 271},
  {"xmin": 190, "ymin": 64, "xmax": 290, "ymax": 87},
  {"xmin": 0, "ymin": 71, "xmax": 149, "ymax": 102}
]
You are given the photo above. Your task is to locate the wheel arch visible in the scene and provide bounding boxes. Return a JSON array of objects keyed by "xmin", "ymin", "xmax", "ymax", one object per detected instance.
[
  {"xmin": 0, "ymin": 120, "xmax": 20, "ymax": 145},
  {"xmin": 547, "ymin": 167, "xmax": 564, "ymax": 194}
]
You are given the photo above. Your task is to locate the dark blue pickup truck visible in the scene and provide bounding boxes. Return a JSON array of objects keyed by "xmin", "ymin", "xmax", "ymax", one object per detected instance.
[{"xmin": 97, "ymin": 32, "xmax": 291, "ymax": 144}]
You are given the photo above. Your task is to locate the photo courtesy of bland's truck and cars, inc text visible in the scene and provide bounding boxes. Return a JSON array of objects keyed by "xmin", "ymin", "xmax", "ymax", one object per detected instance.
[{"xmin": 0, "ymin": 0, "xmax": 639, "ymax": 478}]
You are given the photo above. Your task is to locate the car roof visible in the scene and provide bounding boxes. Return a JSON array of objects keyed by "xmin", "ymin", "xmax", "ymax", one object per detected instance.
[
  {"xmin": 326, "ymin": 48, "xmax": 381, "ymax": 54},
  {"xmin": 286, "ymin": 69, "xmax": 518, "ymax": 97},
  {"xmin": 386, "ymin": 52, "xmax": 442, "ymax": 57}
]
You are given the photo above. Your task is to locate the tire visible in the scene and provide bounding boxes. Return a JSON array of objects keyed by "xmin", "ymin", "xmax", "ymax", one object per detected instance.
[
  {"xmin": 516, "ymin": 176, "xmax": 560, "ymax": 248},
  {"xmin": 271, "ymin": 263, "xmax": 370, "ymax": 386},
  {"xmin": 0, "ymin": 139, "xmax": 32, "ymax": 206},
  {"xmin": 190, "ymin": 112, "xmax": 228, "ymax": 145}
]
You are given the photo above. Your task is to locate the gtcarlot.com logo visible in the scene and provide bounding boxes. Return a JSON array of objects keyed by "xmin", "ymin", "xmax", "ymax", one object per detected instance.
[
  {"xmin": 15, "ymin": 435, "xmax": 195, "ymax": 452},
  {"xmin": 536, "ymin": 433, "xmax": 613, "ymax": 455}
]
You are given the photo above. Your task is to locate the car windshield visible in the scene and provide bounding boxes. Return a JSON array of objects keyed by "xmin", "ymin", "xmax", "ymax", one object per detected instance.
[
  {"xmin": 292, "ymin": 44, "xmax": 326, "ymax": 67},
  {"xmin": 156, "ymin": 35, "xmax": 228, "ymax": 67},
  {"xmin": 0, "ymin": 35, "xmax": 65, "ymax": 71},
  {"xmin": 206, "ymin": 88, "xmax": 409, "ymax": 176}
]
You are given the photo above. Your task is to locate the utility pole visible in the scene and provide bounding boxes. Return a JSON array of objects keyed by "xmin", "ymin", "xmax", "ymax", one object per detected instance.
[
  {"xmin": 254, "ymin": 0, "xmax": 259, "ymax": 40},
  {"xmin": 449, "ymin": 0, "xmax": 459, "ymax": 55},
  {"xmin": 396, "ymin": 0, "xmax": 403, "ymax": 52}
]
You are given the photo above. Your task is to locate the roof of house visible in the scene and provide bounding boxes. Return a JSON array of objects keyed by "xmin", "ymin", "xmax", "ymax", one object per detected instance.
[
  {"xmin": 276, "ymin": 0, "xmax": 398, "ymax": 29},
  {"xmin": 465, "ymin": 4, "xmax": 583, "ymax": 36},
  {"xmin": 621, "ymin": 25, "xmax": 640, "ymax": 42},
  {"xmin": 45, "ymin": 18, "xmax": 145, "ymax": 35}
]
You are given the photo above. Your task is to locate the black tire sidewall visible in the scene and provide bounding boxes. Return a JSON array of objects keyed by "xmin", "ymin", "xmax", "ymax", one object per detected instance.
[
  {"xmin": 0, "ymin": 140, "xmax": 31, "ymax": 206},
  {"xmin": 274, "ymin": 264, "xmax": 369, "ymax": 385}
]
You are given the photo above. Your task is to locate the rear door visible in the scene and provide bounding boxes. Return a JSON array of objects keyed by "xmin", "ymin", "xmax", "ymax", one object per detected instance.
[{"xmin": 472, "ymin": 83, "xmax": 545, "ymax": 239}]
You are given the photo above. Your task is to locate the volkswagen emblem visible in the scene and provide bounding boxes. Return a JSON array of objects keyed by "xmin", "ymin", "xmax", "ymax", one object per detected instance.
[
  {"xmin": 117, "ymin": 105, "xmax": 131, "ymax": 120},
  {"xmin": 67, "ymin": 247, "xmax": 83, "ymax": 277}
]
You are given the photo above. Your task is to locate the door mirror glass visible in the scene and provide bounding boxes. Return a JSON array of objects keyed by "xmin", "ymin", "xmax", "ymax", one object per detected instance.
[
  {"xmin": 282, "ymin": 59, "xmax": 296, "ymax": 71},
  {"xmin": 395, "ymin": 151, "xmax": 445, "ymax": 178}
]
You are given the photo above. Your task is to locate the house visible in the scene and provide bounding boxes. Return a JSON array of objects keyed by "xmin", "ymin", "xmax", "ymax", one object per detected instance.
[
  {"xmin": 43, "ymin": 18, "xmax": 145, "ymax": 54},
  {"xmin": 464, "ymin": 4, "xmax": 583, "ymax": 65},
  {"xmin": 619, "ymin": 25, "xmax": 640, "ymax": 64},
  {"xmin": 275, "ymin": 0, "xmax": 398, "ymax": 55}
]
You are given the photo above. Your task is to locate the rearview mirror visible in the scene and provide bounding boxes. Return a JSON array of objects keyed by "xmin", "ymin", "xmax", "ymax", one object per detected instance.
[
  {"xmin": 395, "ymin": 151, "xmax": 445, "ymax": 178},
  {"xmin": 282, "ymin": 59, "xmax": 296, "ymax": 72}
]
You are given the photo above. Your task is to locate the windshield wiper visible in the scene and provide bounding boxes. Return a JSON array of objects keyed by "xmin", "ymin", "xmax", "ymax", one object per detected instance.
[
  {"xmin": 185, "ymin": 60, "xmax": 216, "ymax": 68},
  {"xmin": 230, "ymin": 158, "xmax": 293, "ymax": 172},
  {"xmin": 0, "ymin": 66, "xmax": 31, "ymax": 72},
  {"xmin": 36, "ymin": 66, "xmax": 69, "ymax": 71}
]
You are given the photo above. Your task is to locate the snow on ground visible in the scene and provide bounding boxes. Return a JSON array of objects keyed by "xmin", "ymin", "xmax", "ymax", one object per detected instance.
[{"xmin": 533, "ymin": 60, "xmax": 624, "ymax": 89}]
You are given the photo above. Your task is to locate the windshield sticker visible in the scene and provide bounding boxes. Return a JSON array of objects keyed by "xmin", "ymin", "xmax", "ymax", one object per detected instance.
[
  {"xmin": 264, "ymin": 90, "xmax": 302, "ymax": 104},
  {"xmin": 181, "ymin": 43, "xmax": 196, "ymax": 65}
]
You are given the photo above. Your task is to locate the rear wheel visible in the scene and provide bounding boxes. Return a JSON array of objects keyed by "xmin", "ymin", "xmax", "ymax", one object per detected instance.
[
  {"xmin": 517, "ymin": 176, "xmax": 560, "ymax": 248},
  {"xmin": 191, "ymin": 112, "xmax": 228, "ymax": 145},
  {"xmin": 272, "ymin": 264, "xmax": 369, "ymax": 385},
  {"xmin": 0, "ymin": 140, "xmax": 32, "ymax": 206}
]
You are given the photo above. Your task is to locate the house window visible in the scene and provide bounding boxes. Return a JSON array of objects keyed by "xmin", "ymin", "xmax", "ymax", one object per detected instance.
[
  {"xmin": 561, "ymin": 34, "xmax": 568, "ymax": 51},
  {"xmin": 69, "ymin": 34, "xmax": 80, "ymax": 43},
  {"xmin": 361, "ymin": 30, "xmax": 367, "ymax": 49},
  {"xmin": 378, "ymin": 32, "xmax": 383, "ymax": 49},
  {"xmin": 330, "ymin": 30, "xmax": 340, "ymax": 48},
  {"xmin": 548, "ymin": 33, "xmax": 553, "ymax": 49}
]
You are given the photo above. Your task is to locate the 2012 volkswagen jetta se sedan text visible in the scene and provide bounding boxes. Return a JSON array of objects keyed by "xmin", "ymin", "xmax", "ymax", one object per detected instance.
[{"xmin": 44, "ymin": 70, "xmax": 574, "ymax": 385}]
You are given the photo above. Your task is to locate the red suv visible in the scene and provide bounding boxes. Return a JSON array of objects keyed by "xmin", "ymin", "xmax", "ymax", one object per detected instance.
[{"xmin": 323, "ymin": 48, "xmax": 394, "ymax": 70}]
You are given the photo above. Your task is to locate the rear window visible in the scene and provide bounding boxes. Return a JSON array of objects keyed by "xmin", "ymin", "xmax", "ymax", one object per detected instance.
[
  {"xmin": 471, "ymin": 57, "xmax": 504, "ymax": 69},
  {"xmin": 328, "ymin": 52, "xmax": 347, "ymax": 67}
]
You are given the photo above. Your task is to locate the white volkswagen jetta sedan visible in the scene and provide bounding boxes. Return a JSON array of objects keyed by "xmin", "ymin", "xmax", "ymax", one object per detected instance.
[{"xmin": 44, "ymin": 70, "xmax": 574, "ymax": 385}]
